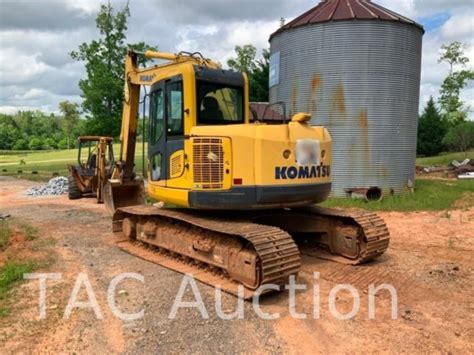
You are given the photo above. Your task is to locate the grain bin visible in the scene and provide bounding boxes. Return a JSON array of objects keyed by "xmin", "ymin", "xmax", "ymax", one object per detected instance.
[{"xmin": 269, "ymin": 0, "xmax": 424, "ymax": 197}]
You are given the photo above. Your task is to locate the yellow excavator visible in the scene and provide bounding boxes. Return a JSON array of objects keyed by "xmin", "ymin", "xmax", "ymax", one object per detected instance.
[{"xmin": 104, "ymin": 50, "xmax": 390, "ymax": 298}]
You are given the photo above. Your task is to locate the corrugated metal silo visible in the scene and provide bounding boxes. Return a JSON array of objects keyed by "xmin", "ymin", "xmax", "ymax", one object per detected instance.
[{"xmin": 269, "ymin": 0, "xmax": 424, "ymax": 197}]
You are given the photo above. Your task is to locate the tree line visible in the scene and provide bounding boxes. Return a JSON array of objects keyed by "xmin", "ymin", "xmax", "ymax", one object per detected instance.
[{"xmin": 0, "ymin": 102, "xmax": 84, "ymax": 151}]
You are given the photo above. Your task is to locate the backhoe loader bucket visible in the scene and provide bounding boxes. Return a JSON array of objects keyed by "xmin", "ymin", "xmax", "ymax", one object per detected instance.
[{"xmin": 103, "ymin": 179, "xmax": 146, "ymax": 214}]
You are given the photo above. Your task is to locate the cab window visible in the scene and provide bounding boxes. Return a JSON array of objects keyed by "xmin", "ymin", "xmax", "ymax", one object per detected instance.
[
  {"xmin": 166, "ymin": 81, "xmax": 183, "ymax": 136},
  {"xmin": 197, "ymin": 82, "xmax": 243, "ymax": 124},
  {"xmin": 150, "ymin": 89, "xmax": 164, "ymax": 144},
  {"xmin": 151, "ymin": 153, "xmax": 162, "ymax": 181}
]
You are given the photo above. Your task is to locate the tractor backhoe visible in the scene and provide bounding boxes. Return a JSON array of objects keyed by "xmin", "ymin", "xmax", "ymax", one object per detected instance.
[
  {"xmin": 103, "ymin": 50, "xmax": 390, "ymax": 298},
  {"xmin": 68, "ymin": 136, "xmax": 115, "ymax": 203}
]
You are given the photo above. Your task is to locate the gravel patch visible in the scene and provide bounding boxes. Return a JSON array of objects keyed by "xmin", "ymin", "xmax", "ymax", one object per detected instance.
[{"xmin": 25, "ymin": 176, "xmax": 68, "ymax": 196}]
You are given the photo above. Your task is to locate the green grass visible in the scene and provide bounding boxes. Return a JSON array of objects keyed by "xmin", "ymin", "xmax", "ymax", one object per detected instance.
[
  {"xmin": 0, "ymin": 220, "xmax": 40, "ymax": 248},
  {"xmin": 416, "ymin": 150, "xmax": 473, "ymax": 167},
  {"xmin": 0, "ymin": 221, "xmax": 11, "ymax": 251},
  {"xmin": 0, "ymin": 220, "xmax": 53, "ymax": 318},
  {"xmin": 0, "ymin": 261, "xmax": 36, "ymax": 299},
  {"xmin": 0, "ymin": 261, "xmax": 36, "ymax": 317},
  {"xmin": 321, "ymin": 178, "xmax": 474, "ymax": 212},
  {"xmin": 0, "ymin": 307, "xmax": 9, "ymax": 317},
  {"xmin": 0, "ymin": 143, "xmax": 147, "ymax": 181}
]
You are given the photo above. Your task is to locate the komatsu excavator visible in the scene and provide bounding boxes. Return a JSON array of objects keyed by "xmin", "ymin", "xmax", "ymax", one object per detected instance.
[{"xmin": 104, "ymin": 50, "xmax": 390, "ymax": 298}]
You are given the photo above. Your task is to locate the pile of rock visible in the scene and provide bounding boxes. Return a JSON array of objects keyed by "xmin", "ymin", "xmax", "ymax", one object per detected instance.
[{"xmin": 26, "ymin": 176, "xmax": 68, "ymax": 197}]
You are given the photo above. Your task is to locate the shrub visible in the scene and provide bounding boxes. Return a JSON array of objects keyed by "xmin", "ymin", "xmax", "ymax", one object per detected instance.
[
  {"xmin": 57, "ymin": 139, "xmax": 68, "ymax": 150},
  {"xmin": 42, "ymin": 138, "xmax": 57, "ymax": 150},
  {"xmin": 12, "ymin": 138, "xmax": 28, "ymax": 151},
  {"xmin": 28, "ymin": 137, "xmax": 43, "ymax": 150},
  {"xmin": 442, "ymin": 121, "xmax": 474, "ymax": 154}
]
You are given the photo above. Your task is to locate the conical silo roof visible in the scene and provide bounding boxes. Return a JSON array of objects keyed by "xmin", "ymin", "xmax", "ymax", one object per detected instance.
[{"xmin": 271, "ymin": 0, "xmax": 424, "ymax": 39}]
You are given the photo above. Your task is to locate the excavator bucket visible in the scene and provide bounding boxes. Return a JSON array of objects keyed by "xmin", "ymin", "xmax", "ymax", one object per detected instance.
[{"xmin": 103, "ymin": 179, "xmax": 146, "ymax": 215}]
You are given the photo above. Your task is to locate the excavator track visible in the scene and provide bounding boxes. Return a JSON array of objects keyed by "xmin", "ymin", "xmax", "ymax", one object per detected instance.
[
  {"xmin": 112, "ymin": 205, "xmax": 390, "ymax": 298},
  {"xmin": 294, "ymin": 206, "xmax": 390, "ymax": 264},
  {"xmin": 113, "ymin": 205, "xmax": 301, "ymax": 299}
]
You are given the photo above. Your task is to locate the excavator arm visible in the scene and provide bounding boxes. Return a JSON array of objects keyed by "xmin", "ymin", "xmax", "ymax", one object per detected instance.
[
  {"xmin": 114, "ymin": 51, "xmax": 141, "ymax": 182},
  {"xmin": 104, "ymin": 50, "xmax": 150, "ymax": 213}
]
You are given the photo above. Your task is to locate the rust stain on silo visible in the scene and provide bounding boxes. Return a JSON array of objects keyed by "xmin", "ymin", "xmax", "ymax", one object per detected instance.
[
  {"xmin": 311, "ymin": 74, "xmax": 321, "ymax": 91},
  {"xmin": 291, "ymin": 85, "xmax": 298, "ymax": 117},
  {"xmin": 309, "ymin": 74, "xmax": 321, "ymax": 112},
  {"xmin": 358, "ymin": 109, "xmax": 370, "ymax": 167},
  {"xmin": 331, "ymin": 83, "xmax": 346, "ymax": 116},
  {"xmin": 358, "ymin": 110, "xmax": 368, "ymax": 129}
]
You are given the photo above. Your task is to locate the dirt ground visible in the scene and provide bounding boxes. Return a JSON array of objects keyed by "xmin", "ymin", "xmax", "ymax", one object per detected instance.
[{"xmin": 0, "ymin": 176, "xmax": 473, "ymax": 354}]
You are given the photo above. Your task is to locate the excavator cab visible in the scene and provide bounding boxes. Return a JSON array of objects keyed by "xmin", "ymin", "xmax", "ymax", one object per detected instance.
[{"xmin": 146, "ymin": 67, "xmax": 245, "ymax": 193}]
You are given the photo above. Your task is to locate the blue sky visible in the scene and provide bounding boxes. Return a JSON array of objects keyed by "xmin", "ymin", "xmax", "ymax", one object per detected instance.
[{"xmin": 420, "ymin": 12, "xmax": 451, "ymax": 32}]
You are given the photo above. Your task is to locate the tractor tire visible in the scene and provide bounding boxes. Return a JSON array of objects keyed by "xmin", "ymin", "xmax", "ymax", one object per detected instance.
[{"xmin": 68, "ymin": 175, "xmax": 82, "ymax": 200}]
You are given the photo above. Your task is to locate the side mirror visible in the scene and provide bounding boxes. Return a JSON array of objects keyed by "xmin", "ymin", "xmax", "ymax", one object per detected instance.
[{"xmin": 291, "ymin": 112, "xmax": 312, "ymax": 123}]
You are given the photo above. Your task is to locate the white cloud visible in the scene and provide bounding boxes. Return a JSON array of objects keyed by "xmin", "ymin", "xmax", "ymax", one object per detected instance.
[
  {"xmin": 226, "ymin": 21, "xmax": 277, "ymax": 49},
  {"xmin": 377, "ymin": 0, "xmax": 473, "ymax": 18},
  {"xmin": 441, "ymin": 13, "xmax": 474, "ymax": 39},
  {"xmin": 0, "ymin": 49, "xmax": 50, "ymax": 85},
  {"xmin": 14, "ymin": 88, "xmax": 49, "ymax": 100},
  {"xmin": 173, "ymin": 20, "xmax": 278, "ymax": 66},
  {"xmin": 0, "ymin": 0, "xmax": 473, "ymax": 117},
  {"xmin": 65, "ymin": 0, "xmax": 101, "ymax": 14},
  {"xmin": 376, "ymin": 0, "xmax": 416, "ymax": 18},
  {"xmin": 0, "ymin": 106, "xmax": 45, "ymax": 114}
]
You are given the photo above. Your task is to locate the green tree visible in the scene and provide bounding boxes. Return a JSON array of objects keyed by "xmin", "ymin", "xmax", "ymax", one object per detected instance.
[
  {"xmin": 0, "ymin": 123, "xmax": 18, "ymax": 150},
  {"xmin": 227, "ymin": 45, "xmax": 257, "ymax": 74},
  {"xmin": 442, "ymin": 121, "xmax": 474, "ymax": 156},
  {"xmin": 227, "ymin": 45, "xmax": 270, "ymax": 102},
  {"xmin": 70, "ymin": 2, "xmax": 157, "ymax": 137},
  {"xmin": 438, "ymin": 42, "xmax": 474, "ymax": 125},
  {"xmin": 59, "ymin": 101, "xmax": 80, "ymax": 149},
  {"xmin": 417, "ymin": 97, "xmax": 447, "ymax": 156},
  {"xmin": 249, "ymin": 49, "xmax": 270, "ymax": 102}
]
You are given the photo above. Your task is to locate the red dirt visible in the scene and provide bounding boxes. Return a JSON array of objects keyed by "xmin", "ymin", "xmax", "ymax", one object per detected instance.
[{"xmin": 0, "ymin": 176, "xmax": 473, "ymax": 353}]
